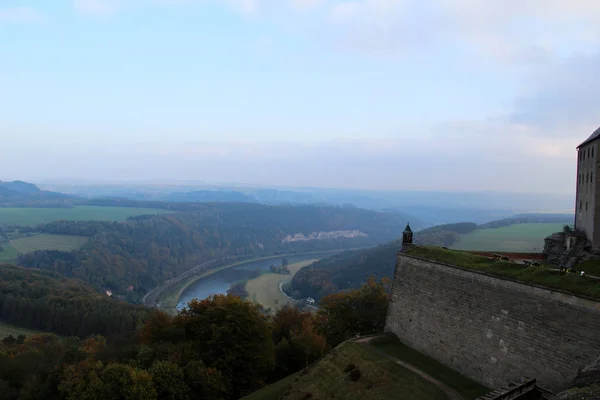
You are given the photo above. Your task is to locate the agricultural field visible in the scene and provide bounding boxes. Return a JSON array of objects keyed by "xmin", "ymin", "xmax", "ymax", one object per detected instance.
[
  {"xmin": 0, "ymin": 321, "xmax": 47, "ymax": 339},
  {"xmin": 0, "ymin": 243, "xmax": 19, "ymax": 263},
  {"xmin": 245, "ymin": 259, "xmax": 318, "ymax": 312},
  {"xmin": 10, "ymin": 234, "xmax": 89, "ymax": 253},
  {"xmin": 452, "ymin": 223, "xmax": 566, "ymax": 252},
  {"xmin": 0, "ymin": 206, "xmax": 173, "ymax": 227}
]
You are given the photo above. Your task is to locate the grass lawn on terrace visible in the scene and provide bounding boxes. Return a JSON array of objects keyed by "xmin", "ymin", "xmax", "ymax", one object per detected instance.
[
  {"xmin": 244, "ymin": 259, "xmax": 318, "ymax": 312},
  {"xmin": 0, "ymin": 206, "xmax": 173, "ymax": 226},
  {"xmin": 280, "ymin": 341, "xmax": 449, "ymax": 400},
  {"xmin": 406, "ymin": 246, "xmax": 600, "ymax": 300},
  {"xmin": 10, "ymin": 234, "xmax": 89, "ymax": 253},
  {"xmin": 370, "ymin": 334, "xmax": 490, "ymax": 399},
  {"xmin": 452, "ymin": 223, "xmax": 566, "ymax": 252}
]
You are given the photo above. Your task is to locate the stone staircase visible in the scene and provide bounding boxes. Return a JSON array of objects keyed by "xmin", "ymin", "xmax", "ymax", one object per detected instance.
[{"xmin": 476, "ymin": 377, "xmax": 555, "ymax": 400}]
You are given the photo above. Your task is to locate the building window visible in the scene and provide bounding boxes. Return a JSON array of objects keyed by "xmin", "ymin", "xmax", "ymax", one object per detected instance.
[
  {"xmin": 593, "ymin": 147, "xmax": 595, "ymax": 158},
  {"xmin": 592, "ymin": 172, "xmax": 594, "ymax": 183},
  {"xmin": 587, "ymin": 173, "xmax": 589, "ymax": 183},
  {"xmin": 580, "ymin": 201, "xmax": 583, "ymax": 210},
  {"xmin": 588, "ymin": 148, "xmax": 591, "ymax": 158},
  {"xmin": 586, "ymin": 202, "xmax": 589, "ymax": 211}
]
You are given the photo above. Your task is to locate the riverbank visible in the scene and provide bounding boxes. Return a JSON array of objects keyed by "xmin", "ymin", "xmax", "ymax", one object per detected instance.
[
  {"xmin": 157, "ymin": 249, "xmax": 347, "ymax": 315},
  {"xmin": 244, "ymin": 259, "xmax": 318, "ymax": 312}
]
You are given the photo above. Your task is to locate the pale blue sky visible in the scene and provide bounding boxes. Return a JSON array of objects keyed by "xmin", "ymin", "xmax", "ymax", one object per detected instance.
[{"xmin": 1, "ymin": 0, "xmax": 599, "ymax": 193}]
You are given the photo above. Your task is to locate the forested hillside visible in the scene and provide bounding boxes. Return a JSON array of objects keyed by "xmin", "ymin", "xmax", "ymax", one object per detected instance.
[
  {"xmin": 0, "ymin": 265, "xmax": 150, "ymax": 337},
  {"xmin": 0, "ymin": 280, "xmax": 389, "ymax": 400},
  {"xmin": 0, "ymin": 180, "xmax": 72, "ymax": 207},
  {"xmin": 18, "ymin": 203, "xmax": 407, "ymax": 299},
  {"xmin": 291, "ymin": 222, "xmax": 477, "ymax": 301}
]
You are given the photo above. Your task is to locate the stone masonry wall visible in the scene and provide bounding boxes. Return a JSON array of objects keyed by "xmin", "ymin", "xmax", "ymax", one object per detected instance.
[{"xmin": 385, "ymin": 254, "xmax": 600, "ymax": 392}]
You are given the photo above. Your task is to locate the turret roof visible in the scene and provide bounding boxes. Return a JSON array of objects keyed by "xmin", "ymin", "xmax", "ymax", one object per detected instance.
[{"xmin": 403, "ymin": 223, "xmax": 412, "ymax": 233}]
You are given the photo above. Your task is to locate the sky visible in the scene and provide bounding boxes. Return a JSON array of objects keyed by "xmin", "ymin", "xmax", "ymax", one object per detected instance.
[{"xmin": 1, "ymin": 0, "xmax": 599, "ymax": 194}]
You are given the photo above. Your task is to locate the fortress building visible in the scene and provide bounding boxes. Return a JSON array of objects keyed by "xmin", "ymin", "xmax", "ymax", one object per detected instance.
[{"xmin": 575, "ymin": 127, "xmax": 600, "ymax": 247}]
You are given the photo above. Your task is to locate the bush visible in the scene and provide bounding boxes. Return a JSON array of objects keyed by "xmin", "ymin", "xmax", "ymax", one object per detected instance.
[
  {"xmin": 343, "ymin": 363, "xmax": 356, "ymax": 373},
  {"xmin": 349, "ymin": 368, "xmax": 361, "ymax": 381}
]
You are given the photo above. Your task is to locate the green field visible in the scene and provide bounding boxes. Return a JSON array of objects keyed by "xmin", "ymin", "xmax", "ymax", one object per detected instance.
[
  {"xmin": 245, "ymin": 259, "xmax": 317, "ymax": 312},
  {"xmin": 10, "ymin": 234, "xmax": 89, "ymax": 253},
  {"xmin": 0, "ymin": 206, "xmax": 173, "ymax": 226},
  {"xmin": 0, "ymin": 321, "xmax": 47, "ymax": 339},
  {"xmin": 452, "ymin": 223, "xmax": 566, "ymax": 252},
  {"xmin": 279, "ymin": 341, "xmax": 449, "ymax": 400},
  {"xmin": 0, "ymin": 243, "xmax": 19, "ymax": 263}
]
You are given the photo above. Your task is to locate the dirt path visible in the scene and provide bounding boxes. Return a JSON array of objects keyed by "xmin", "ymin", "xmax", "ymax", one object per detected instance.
[{"xmin": 354, "ymin": 336, "xmax": 466, "ymax": 400}]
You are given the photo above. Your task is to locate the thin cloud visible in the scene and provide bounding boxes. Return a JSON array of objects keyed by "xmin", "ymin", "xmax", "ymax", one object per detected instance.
[
  {"xmin": 0, "ymin": 6, "xmax": 46, "ymax": 23},
  {"xmin": 72, "ymin": 0, "xmax": 121, "ymax": 15}
]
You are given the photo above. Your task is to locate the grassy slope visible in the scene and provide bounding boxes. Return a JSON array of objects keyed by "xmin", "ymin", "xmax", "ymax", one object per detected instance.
[
  {"xmin": 280, "ymin": 341, "xmax": 448, "ymax": 400},
  {"xmin": 407, "ymin": 246, "xmax": 600, "ymax": 299},
  {"xmin": 0, "ymin": 206, "xmax": 172, "ymax": 226},
  {"xmin": 241, "ymin": 372, "xmax": 302, "ymax": 400},
  {"xmin": 452, "ymin": 223, "xmax": 565, "ymax": 252},
  {"xmin": 10, "ymin": 234, "xmax": 89, "ymax": 253},
  {"xmin": 0, "ymin": 321, "xmax": 47, "ymax": 339},
  {"xmin": 245, "ymin": 259, "xmax": 317, "ymax": 311},
  {"xmin": 370, "ymin": 334, "xmax": 490, "ymax": 399}
]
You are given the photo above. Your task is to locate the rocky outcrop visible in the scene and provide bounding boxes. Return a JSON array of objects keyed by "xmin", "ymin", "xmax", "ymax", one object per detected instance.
[{"xmin": 543, "ymin": 229, "xmax": 592, "ymax": 267}]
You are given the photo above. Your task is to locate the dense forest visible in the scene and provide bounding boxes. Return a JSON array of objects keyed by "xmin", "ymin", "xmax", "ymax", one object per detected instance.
[
  {"xmin": 0, "ymin": 279, "xmax": 389, "ymax": 400},
  {"xmin": 290, "ymin": 222, "xmax": 478, "ymax": 301},
  {"xmin": 0, "ymin": 265, "xmax": 151, "ymax": 337},
  {"xmin": 18, "ymin": 204, "xmax": 406, "ymax": 299}
]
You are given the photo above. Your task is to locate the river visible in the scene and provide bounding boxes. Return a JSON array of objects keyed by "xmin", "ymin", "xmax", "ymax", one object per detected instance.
[{"xmin": 176, "ymin": 252, "xmax": 338, "ymax": 310}]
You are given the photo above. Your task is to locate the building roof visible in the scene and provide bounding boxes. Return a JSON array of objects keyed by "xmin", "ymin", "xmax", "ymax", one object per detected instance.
[
  {"xmin": 578, "ymin": 127, "xmax": 600, "ymax": 148},
  {"xmin": 403, "ymin": 223, "xmax": 412, "ymax": 233}
]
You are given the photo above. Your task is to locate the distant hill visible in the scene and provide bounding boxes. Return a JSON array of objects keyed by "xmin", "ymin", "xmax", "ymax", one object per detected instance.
[
  {"xmin": 0, "ymin": 264, "xmax": 150, "ymax": 337},
  {"xmin": 0, "ymin": 180, "xmax": 72, "ymax": 207}
]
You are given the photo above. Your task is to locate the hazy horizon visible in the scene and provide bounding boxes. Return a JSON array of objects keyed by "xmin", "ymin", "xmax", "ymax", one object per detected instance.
[{"xmin": 2, "ymin": 1, "xmax": 598, "ymax": 194}]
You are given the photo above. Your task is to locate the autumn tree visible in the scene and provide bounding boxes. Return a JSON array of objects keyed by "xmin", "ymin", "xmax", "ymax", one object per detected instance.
[
  {"xmin": 175, "ymin": 294, "xmax": 275, "ymax": 398},
  {"xmin": 101, "ymin": 363, "xmax": 156, "ymax": 400},
  {"xmin": 184, "ymin": 360, "xmax": 228, "ymax": 400},
  {"xmin": 150, "ymin": 361, "xmax": 190, "ymax": 400},
  {"xmin": 316, "ymin": 277, "xmax": 389, "ymax": 346}
]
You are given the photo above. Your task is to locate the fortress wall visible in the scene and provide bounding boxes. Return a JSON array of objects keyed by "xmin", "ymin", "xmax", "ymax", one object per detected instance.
[{"xmin": 384, "ymin": 254, "xmax": 600, "ymax": 391}]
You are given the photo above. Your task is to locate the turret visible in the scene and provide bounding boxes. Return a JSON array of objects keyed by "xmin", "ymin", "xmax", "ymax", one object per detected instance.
[{"xmin": 401, "ymin": 223, "xmax": 413, "ymax": 252}]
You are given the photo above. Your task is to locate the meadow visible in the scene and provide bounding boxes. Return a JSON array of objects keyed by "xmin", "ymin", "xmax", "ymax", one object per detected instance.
[
  {"xmin": 0, "ymin": 244, "xmax": 19, "ymax": 263},
  {"xmin": 10, "ymin": 234, "xmax": 89, "ymax": 253},
  {"xmin": 244, "ymin": 259, "xmax": 318, "ymax": 312},
  {"xmin": 0, "ymin": 321, "xmax": 47, "ymax": 339},
  {"xmin": 452, "ymin": 223, "xmax": 566, "ymax": 252},
  {"xmin": 0, "ymin": 206, "xmax": 173, "ymax": 226}
]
